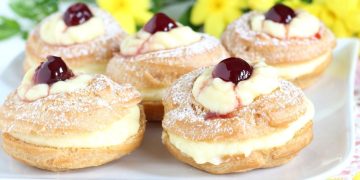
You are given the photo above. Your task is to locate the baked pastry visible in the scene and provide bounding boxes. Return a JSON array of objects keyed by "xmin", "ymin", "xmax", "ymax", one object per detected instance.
[
  {"xmin": 162, "ymin": 57, "xmax": 314, "ymax": 174},
  {"xmin": 106, "ymin": 13, "xmax": 229, "ymax": 121},
  {"xmin": 221, "ymin": 4, "xmax": 336, "ymax": 88},
  {"xmin": 0, "ymin": 56, "xmax": 145, "ymax": 171},
  {"xmin": 24, "ymin": 3, "xmax": 127, "ymax": 74}
]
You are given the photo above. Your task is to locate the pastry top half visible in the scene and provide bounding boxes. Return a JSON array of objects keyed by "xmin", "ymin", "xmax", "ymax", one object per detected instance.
[
  {"xmin": 221, "ymin": 4, "xmax": 336, "ymax": 65},
  {"xmin": 162, "ymin": 57, "xmax": 313, "ymax": 142},
  {"xmin": 106, "ymin": 13, "xmax": 229, "ymax": 101},
  {"xmin": 1, "ymin": 56, "xmax": 142, "ymax": 139},
  {"xmin": 25, "ymin": 3, "xmax": 127, "ymax": 72}
]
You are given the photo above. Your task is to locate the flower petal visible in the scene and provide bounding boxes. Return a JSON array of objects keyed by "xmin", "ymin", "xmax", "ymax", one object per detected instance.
[
  {"xmin": 332, "ymin": 19, "xmax": 351, "ymax": 37},
  {"xmin": 204, "ymin": 13, "xmax": 225, "ymax": 38},
  {"xmin": 191, "ymin": 1, "xmax": 210, "ymax": 25},
  {"xmin": 344, "ymin": 10, "xmax": 360, "ymax": 32},
  {"xmin": 96, "ymin": 0, "xmax": 118, "ymax": 12},
  {"xmin": 248, "ymin": 0, "xmax": 277, "ymax": 11},
  {"xmin": 325, "ymin": 0, "xmax": 358, "ymax": 18},
  {"xmin": 113, "ymin": 12, "xmax": 136, "ymax": 34},
  {"xmin": 224, "ymin": 9, "xmax": 241, "ymax": 24},
  {"xmin": 318, "ymin": 9, "xmax": 335, "ymax": 28},
  {"xmin": 134, "ymin": 10, "xmax": 153, "ymax": 25}
]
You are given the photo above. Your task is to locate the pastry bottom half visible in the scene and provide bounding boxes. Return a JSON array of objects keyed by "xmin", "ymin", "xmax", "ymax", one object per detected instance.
[
  {"xmin": 142, "ymin": 100, "xmax": 164, "ymax": 122},
  {"xmin": 1, "ymin": 107, "xmax": 146, "ymax": 172},
  {"xmin": 276, "ymin": 52, "xmax": 332, "ymax": 89},
  {"xmin": 162, "ymin": 121, "xmax": 313, "ymax": 174}
]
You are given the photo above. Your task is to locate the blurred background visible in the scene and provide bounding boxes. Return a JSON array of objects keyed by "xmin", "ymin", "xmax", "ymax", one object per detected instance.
[
  {"xmin": 0, "ymin": 0, "xmax": 359, "ymax": 73},
  {"xmin": 0, "ymin": 0, "xmax": 359, "ymax": 40}
]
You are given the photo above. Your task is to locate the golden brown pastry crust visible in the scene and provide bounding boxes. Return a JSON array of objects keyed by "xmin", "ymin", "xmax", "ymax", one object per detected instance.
[
  {"xmin": 106, "ymin": 34, "xmax": 229, "ymax": 121},
  {"xmin": 1, "ymin": 107, "xmax": 146, "ymax": 172},
  {"xmin": 162, "ymin": 69, "xmax": 308, "ymax": 142},
  {"xmin": 221, "ymin": 12, "xmax": 336, "ymax": 65},
  {"xmin": 142, "ymin": 101, "xmax": 164, "ymax": 122},
  {"xmin": 162, "ymin": 121, "xmax": 313, "ymax": 174},
  {"xmin": 291, "ymin": 52, "xmax": 332, "ymax": 88},
  {"xmin": 0, "ymin": 74, "xmax": 142, "ymax": 137},
  {"xmin": 24, "ymin": 9, "xmax": 127, "ymax": 73},
  {"xmin": 106, "ymin": 34, "xmax": 229, "ymax": 91}
]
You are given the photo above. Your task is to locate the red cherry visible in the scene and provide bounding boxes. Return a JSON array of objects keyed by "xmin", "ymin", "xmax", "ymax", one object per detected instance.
[
  {"xmin": 63, "ymin": 3, "xmax": 93, "ymax": 26},
  {"xmin": 265, "ymin": 4, "xmax": 296, "ymax": 24},
  {"xmin": 143, "ymin": 13, "xmax": 178, "ymax": 34},
  {"xmin": 212, "ymin": 57, "xmax": 253, "ymax": 85},
  {"xmin": 34, "ymin": 56, "xmax": 74, "ymax": 85}
]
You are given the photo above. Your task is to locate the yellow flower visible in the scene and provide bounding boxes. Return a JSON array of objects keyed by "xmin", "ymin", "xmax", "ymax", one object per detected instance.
[
  {"xmin": 97, "ymin": 0, "xmax": 153, "ymax": 34},
  {"xmin": 318, "ymin": 8, "xmax": 335, "ymax": 28},
  {"xmin": 283, "ymin": 0, "xmax": 305, "ymax": 9},
  {"xmin": 344, "ymin": 10, "xmax": 360, "ymax": 33},
  {"xmin": 354, "ymin": 171, "xmax": 360, "ymax": 180},
  {"xmin": 325, "ymin": 0, "xmax": 358, "ymax": 19},
  {"xmin": 247, "ymin": 0, "xmax": 277, "ymax": 11},
  {"xmin": 285, "ymin": 0, "xmax": 360, "ymax": 37},
  {"xmin": 191, "ymin": 0, "xmax": 242, "ymax": 37},
  {"xmin": 332, "ymin": 19, "xmax": 350, "ymax": 37}
]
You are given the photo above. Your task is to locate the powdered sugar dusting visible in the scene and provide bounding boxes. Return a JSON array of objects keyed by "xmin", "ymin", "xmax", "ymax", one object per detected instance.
[
  {"xmin": 30, "ymin": 8, "xmax": 126, "ymax": 62},
  {"xmin": 115, "ymin": 34, "xmax": 223, "ymax": 65},
  {"xmin": 228, "ymin": 12, "xmax": 323, "ymax": 47},
  {"xmin": 0, "ymin": 74, "xmax": 141, "ymax": 136},
  {"xmin": 162, "ymin": 68, "xmax": 307, "ymax": 141},
  {"xmin": 221, "ymin": 11, "xmax": 336, "ymax": 64}
]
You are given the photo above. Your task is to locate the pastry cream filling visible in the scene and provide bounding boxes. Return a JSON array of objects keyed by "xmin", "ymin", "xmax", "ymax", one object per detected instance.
[
  {"xmin": 167, "ymin": 99, "xmax": 314, "ymax": 165},
  {"xmin": 26, "ymin": 56, "xmax": 107, "ymax": 74},
  {"xmin": 120, "ymin": 25, "xmax": 201, "ymax": 56},
  {"xmin": 10, "ymin": 106, "xmax": 140, "ymax": 148},
  {"xmin": 141, "ymin": 88, "xmax": 166, "ymax": 101},
  {"xmin": 17, "ymin": 68, "xmax": 93, "ymax": 101},
  {"xmin": 40, "ymin": 10, "xmax": 105, "ymax": 45},
  {"xmin": 274, "ymin": 51, "xmax": 330, "ymax": 80},
  {"xmin": 251, "ymin": 11, "xmax": 320, "ymax": 38},
  {"xmin": 192, "ymin": 62, "xmax": 279, "ymax": 114}
]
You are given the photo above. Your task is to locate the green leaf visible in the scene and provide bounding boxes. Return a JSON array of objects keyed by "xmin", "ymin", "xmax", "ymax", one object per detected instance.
[
  {"xmin": 9, "ymin": 0, "xmax": 59, "ymax": 22},
  {"xmin": 0, "ymin": 16, "xmax": 21, "ymax": 40},
  {"xmin": 301, "ymin": 0, "xmax": 313, "ymax": 4},
  {"xmin": 178, "ymin": 5, "xmax": 201, "ymax": 31},
  {"xmin": 21, "ymin": 31, "xmax": 29, "ymax": 40},
  {"xmin": 150, "ymin": 0, "xmax": 166, "ymax": 13}
]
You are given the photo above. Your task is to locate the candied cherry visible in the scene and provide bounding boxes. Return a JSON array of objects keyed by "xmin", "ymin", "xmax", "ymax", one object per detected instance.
[
  {"xmin": 143, "ymin": 13, "xmax": 178, "ymax": 34},
  {"xmin": 34, "ymin": 56, "xmax": 74, "ymax": 85},
  {"xmin": 265, "ymin": 4, "xmax": 296, "ymax": 24},
  {"xmin": 63, "ymin": 3, "xmax": 93, "ymax": 26},
  {"xmin": 212, "ymin": 57, "xmax": 253, "ymax": 85}
]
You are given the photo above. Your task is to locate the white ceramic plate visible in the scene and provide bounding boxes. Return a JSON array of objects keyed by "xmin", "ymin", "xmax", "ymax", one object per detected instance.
[{"xmin": 0, "ymin": 39, "xmax": 358, "ymax": 179}]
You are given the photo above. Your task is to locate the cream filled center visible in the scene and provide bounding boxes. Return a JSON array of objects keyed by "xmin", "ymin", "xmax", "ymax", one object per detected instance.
[
  {"xmin": 192, "ymin": 62, "xmax": 279, "ymax": 114},
  {"xmin": 250, "ymin": 11, "xmax": 320, "ymax": 38},
  {"xmin": 10, "ymin": 106, "xmax": 141, "ymax": 148},
  {"xmin": 166, "ymin": 98, "xmax": 314, "ymax": 165},
  {"xmin": 40, "ymin": 10, "xmax": 105, "ymax": 45},
  {"xmin": 17, "ymin": 68, "xmax": 93, "ymax": 101},
  {"xmin": 120, "ymin": 25, "xmax": 201, "ymax": 56}
]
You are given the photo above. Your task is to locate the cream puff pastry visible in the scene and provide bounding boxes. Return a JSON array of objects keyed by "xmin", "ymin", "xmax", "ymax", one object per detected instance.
[
  {"xmin": 24, "ymin": 3, "xmax": 127, "ymax": 74},
  {"xmin": 106, "ymin": 13, "xmax": 229, "ymax": 121},
  {"xmin": 221, "ymin": 4, "xmax": 336, "ymax": 88},
  {"xmin": 0, "ymin": 56, "xmax": 145, "ymax": 171},
  {"xmin": 162, "ymin": 57, "xmax": 314, "ymax": 174}
]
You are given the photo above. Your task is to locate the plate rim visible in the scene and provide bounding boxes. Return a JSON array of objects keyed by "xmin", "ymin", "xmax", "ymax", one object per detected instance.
[
  {"xmin": 307, "ymin": 38, "xmax": 359, "ymax": 180},
  {"xmin": 0, "ymin": 38, "xmax": 358, "ymax": 179}
]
